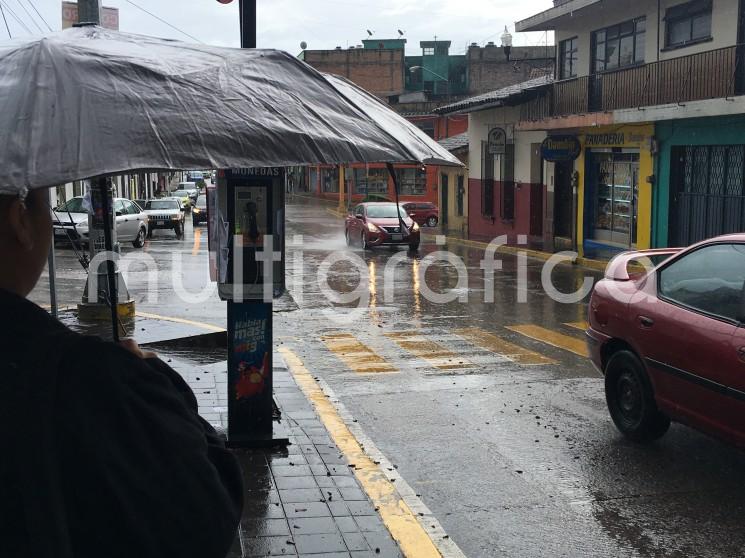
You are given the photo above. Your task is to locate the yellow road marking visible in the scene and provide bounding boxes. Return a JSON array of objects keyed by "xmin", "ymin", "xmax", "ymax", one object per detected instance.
[
  {"xmin": 280, "ymin": 348, "xmax": 442, "ymax": 558},
  {"xmin": 506, "ymin": 324, "xmax": 588, "ymax": 357},
  {"xmin": 192, "ymin": 227, "xmax": 202, "ymax": 256},
  {"xmin": 134, "ymin": 311, "xmax": 225, "ymax": 332},
  {"xmin": 455, "ymin": 327, "xmax": 556, "ymax": 365},
  {"xmin": 322, "ymin": 333, "xmax": 396, "ymax": 373},
  {"xmin": 564, "ymin": 321, "xmax": 588, "ymax": 331},
  {"xmin": 385, "ymin": 331, "xmax": 472, "ymax": 370}
]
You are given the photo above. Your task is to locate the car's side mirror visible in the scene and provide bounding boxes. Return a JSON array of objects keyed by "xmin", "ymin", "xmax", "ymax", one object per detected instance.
[
  {"xmin": 115, "ymin": 211, "xmax": 123, "ymax": 217},
  {"xmin": 737, "ymin": 284, "xmax": 745, "ymax": 324}
]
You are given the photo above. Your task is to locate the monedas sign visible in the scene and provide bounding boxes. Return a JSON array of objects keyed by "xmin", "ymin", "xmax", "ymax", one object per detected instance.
[{"xmin": 540, "ymin": 135, "xmax": 581, "ymax": 162}]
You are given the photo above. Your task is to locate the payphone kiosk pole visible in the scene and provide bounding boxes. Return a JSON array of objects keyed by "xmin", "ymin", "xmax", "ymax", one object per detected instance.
[{"xmin": 214, "ymin": 167, "xmax": 289, "ymax": 447}]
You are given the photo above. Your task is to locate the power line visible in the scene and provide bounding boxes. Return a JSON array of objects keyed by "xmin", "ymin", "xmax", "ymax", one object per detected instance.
[
  {"xmin": 24, "ymin": 0, "xmax": 51, "ymax": 31},
  {"xmin": 0, "ymin": 3, "xmax": 10, "ymax": 38},
  {"xmin": 0, "ymin": 0, "xmax": 31, "ymax": 34},
  {"xmin": 14, "ymin": 0, "xmax": 42, "ymax": 33},
  {"xmin": 123, "ymin": 0, "xmax": 203, "ymax": 43}
]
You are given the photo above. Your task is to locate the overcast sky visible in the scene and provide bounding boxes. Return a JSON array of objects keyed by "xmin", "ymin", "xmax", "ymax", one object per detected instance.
[{"xmin": 9, "ymin": 1, "xmax": 552, "ymax": 54}]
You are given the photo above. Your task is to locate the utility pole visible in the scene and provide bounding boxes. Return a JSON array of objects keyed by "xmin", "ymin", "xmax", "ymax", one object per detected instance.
[
  {"xmin": 77, "ymin": 0, "xmax": 101, "ymax": 24},
  {"xmin": 75, "ymin": 0, "xmax": 134, "ymax": 338},
  {"xmin": 239, "ymin": 0, "xmax": 256, "ymax": 48}
]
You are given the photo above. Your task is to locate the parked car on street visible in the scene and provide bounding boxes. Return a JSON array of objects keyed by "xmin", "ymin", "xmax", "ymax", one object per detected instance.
[
  {"xmin": 586, "ymin": 235, "xmax": 745, "ymax": 447},
  {"xmin": 52, "ymin": 196, "xmax": 148, "ymax": 248},
  {"xmin": 345, "ymin": 202, "xmax": 419, "ymax": 251},
  {"xmin": 403, "ymin": 202, "xmax": 439, "ymax": 227},
  {"xmin": 143, "ymin": 198, "xmax": 185, "ymax": 238},
  {"xmin": 192, "ymin": 194, "xmax": 208, "ymax": 226}
]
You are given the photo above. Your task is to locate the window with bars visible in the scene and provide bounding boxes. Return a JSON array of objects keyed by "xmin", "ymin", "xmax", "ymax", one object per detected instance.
[
  {"xmin": 559, "ymin": 37, "xmax": 578, "ymax": 79},
  {"xmin": 669, "ymin": 144, "xmax": 745, "ymax": 246},
  {"xmin": 352, "ymin": 168, "xmax": 388, "ymax": 195},
  {"xmin": 592, "ymin": 17, "xmax": 645, "ymax": 73},
  {"xmin": 395, "ymin": 168, "xmax": 427, "ymax": 196},
  {"xmin": 501, "ymin": 144, "xmax": 516, "ymax": 221}
]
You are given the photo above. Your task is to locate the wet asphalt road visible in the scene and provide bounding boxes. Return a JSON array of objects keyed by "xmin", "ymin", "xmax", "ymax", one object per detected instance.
[{"xmin": 32, "ymin": 198, "xmax": 745, "ymax": 558}]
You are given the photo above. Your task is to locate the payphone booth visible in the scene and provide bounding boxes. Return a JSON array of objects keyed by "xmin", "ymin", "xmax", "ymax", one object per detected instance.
[{"xmin": 212, "ymin": 167, "xmax": 287, "ymax": 447}]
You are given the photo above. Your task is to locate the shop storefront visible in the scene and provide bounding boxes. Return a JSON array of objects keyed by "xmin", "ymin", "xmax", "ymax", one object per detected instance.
[{"xmin": 576, "ymin": 124, "xmax": 654, "ymax": 257}]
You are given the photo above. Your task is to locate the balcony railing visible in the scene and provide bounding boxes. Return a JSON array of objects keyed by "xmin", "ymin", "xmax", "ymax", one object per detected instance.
[{"xmin": 520, "ymin": 44, "xmax": 745, "ymax": 121}]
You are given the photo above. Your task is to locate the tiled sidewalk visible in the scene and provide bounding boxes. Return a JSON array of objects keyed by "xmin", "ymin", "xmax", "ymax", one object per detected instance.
[{"xmin": 166, "ymin": 352, "xmax": 404, "ymax": 558}]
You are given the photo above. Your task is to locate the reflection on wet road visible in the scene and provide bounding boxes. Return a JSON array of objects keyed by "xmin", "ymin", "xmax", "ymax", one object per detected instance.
[
  {"xmin": 32, "ymin": 198, "xmax": 745, "ymax": 558},
  {"xmin": 278, "ymin": 200, "xmax": 745, "ymax": 558}
]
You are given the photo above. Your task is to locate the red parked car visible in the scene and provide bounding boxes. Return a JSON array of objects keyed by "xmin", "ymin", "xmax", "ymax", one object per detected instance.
[
  {"xmin": 345, "ymin": 202, "xmax": 420, "ymax": 251},
  {"xmin": 587, "ymin": 235, "xmax": 745, "ymax": 447},
  {"xmin": 403, "ymin": 202, "xmax": 439, "ymax": 227}
]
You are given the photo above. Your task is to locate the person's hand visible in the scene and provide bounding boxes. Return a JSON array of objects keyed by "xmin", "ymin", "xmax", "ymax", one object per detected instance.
[{"xmin": 119, "ymin": 338, "xmax": 158, "ymax": 360}]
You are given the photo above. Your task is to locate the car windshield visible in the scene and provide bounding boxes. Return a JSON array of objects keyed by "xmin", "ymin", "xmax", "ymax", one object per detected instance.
[
  {"xmin": 196, "ymin": 195, "xmax": 207, "ymax": 207},
  {"xmin": 366, "ymin": 205, "xmax": 406, "ymax": 218},
  {"xmin": 146, "ymin": 200, "xmax": 180, "ymax": 210},
  {"xmin": 56, "ymin": 198, "xmax": 85, "ymax": 213},
  {"xmin": 173, "ymin": 191, "xmax": 189, "ymax": 197}
]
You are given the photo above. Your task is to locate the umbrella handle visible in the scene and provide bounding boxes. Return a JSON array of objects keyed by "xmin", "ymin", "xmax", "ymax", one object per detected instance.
[{"xmin": 95, "ymin": 177, "xmax": 120, "ymax": 343}]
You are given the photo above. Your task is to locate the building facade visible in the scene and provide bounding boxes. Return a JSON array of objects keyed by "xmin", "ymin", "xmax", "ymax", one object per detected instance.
[{"xmin": 516, "ymin": 0, "xmax": 745, "ymax": 256}]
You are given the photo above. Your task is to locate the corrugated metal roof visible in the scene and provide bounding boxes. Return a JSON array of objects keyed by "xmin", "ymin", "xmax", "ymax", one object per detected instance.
[
  {"xmin": 434, "ymin": 74, "xmax": 553, "ymax": 115},
  {"xmin": 437, "ymin": 132, "xmax": 469, "ymax": 152}
]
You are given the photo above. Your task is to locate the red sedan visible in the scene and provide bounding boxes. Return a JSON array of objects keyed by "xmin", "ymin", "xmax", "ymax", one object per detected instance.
[
  {"xmin": 345, "ymin": 202, "xmax": 420, "ymax": 251},
  {"xmin": 403, "ymin": 202, "xmax": 439, "ymax": 227},
  {"xmin": 587, "ymin": 234, "xmax": 745, "ymax": 447}
]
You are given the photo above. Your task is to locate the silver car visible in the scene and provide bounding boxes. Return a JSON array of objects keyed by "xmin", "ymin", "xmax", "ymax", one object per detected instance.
[{"xmin": 52, "ymin": 196, "xmax": 149, "ymax": 248}]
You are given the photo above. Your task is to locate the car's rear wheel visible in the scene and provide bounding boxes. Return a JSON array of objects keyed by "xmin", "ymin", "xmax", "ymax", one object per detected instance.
[
  {"xmin": 360, "ymin": 231, "xmax": 369, "ymax": 250},
  {"xmin": 131, "ymin": 226, "xmax": 146, "ymax": 248},
  {"xmin": 426, "ymin": 216, "xmax": 438, "ymax": 227},
  {"xmin": 605, "ymin": 350, "xmax": 670, "ymax": 443}
]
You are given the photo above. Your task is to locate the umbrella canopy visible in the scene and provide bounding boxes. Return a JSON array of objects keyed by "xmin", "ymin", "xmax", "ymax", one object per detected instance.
[{"xmin": 0, "ymin": 26, "xmax": 461, "ymax": 195}]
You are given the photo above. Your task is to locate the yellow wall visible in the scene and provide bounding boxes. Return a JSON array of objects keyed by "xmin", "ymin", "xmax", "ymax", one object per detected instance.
[
  {"xmin": 439, "ymin": 164, "xmax": 468, "ymax": 234},
  {"xmin": 576, "ymin": 124, "xmax": 654, "ymax": 257}
]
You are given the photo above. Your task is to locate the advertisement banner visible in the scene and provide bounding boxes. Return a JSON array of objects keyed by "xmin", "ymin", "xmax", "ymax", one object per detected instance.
[{"xmin": 227, "ymin": 302, "xmax": 273, "ymax": 441}]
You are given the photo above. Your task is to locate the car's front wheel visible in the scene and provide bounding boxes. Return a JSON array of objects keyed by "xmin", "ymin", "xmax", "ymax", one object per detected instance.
[
  {"xmin": 605, "ymin": 350, "xmax": 670, "ymax": 443},
  {"xmin": 174, "ymin": 222, "xmax": 183, "ymax": 238},
  {"xmin": 360, "ymin": 231, "xmax": 369, "ymax": 250},
  {"xmin": 132, "ymin": 226, "xmax": 146, "ymax": 248},
  {"xmin": 426, "ymin": 216, "xmax": 438, "ymax": 227}
]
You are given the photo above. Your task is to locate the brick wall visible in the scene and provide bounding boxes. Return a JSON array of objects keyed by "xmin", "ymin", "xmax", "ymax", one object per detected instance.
[
  {"xmin": 467, "ymin": 45, "xmax": 555, "ymax": 95},
  {"xmin": 302, "ymin": 49, "xmax": 405, "ymax": 97}
]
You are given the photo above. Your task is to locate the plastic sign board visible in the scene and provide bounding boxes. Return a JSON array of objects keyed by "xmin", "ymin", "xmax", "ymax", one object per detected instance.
[
  {"xmin": 540, "ymin": 135, "xmax": 581, "ymax": 162},
  {"xmin": 488, "ymin": 127, "xmax": 507, "ymax": 155}
]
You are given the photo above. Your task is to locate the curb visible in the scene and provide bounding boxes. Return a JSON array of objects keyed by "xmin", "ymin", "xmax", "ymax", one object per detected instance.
[
  {"xmin": 421, "ymin": 232, "xmax": 609, "ymax": 273},
  {"xmin": 280, "ymin": 348, "xmax": 466, "ymax": 558}
]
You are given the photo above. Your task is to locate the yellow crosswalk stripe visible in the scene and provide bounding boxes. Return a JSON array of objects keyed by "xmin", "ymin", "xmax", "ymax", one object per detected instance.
[
  {"xmin": 322, "ymin": 333, "xmax": 396, "ymax": 373},
  {"xmin": 385, "ymin": 331, "xmax": 472, "ymax": 370},
  {"xmin": 564, "ymin": 321, "xmax": 588, "ymax": 331},
  {"xmin": 455, "ymin": 327, "xmax": 556, "ymax": 365},
  {"xmin": 506, "ymin": 324, "xmax": 589, "ymax": 357}
]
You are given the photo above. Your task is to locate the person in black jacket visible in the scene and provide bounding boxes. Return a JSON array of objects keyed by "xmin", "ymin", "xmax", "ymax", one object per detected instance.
[{"xmin": 0, "ymin": 187, "xmax": 243, "ymax": 557}]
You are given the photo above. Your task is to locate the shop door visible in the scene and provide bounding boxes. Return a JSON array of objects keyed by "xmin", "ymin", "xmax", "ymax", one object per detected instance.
[
  {"xmin": 591, "ymin": 152, "xmax": 639, "ymax": 247},
  {"xmin": 441, "ymin": 173, "xmax": 449, "ymax": 228},
  {"xmin": 554, "ymin": 161, "xmax": 574, "ymax": 240},
  {"xmin": 669, "ymin": 145, "xmax": 745, "ymax": 247}
]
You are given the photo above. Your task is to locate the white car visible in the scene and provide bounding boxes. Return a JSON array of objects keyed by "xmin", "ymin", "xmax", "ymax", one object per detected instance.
[
  {"xmin": 53, "ymin": 196, "xmax": 149, "ymax": 248},
  {"xmin": 143, "ymin": 198, "xmax": 185, "ymax": 238}
]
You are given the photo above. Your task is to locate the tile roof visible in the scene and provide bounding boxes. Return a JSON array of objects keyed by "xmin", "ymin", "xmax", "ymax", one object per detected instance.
[
  {"xmin": 437, "ymin": 132, "xmax": 469, "ymax": 152},
  {"xmin": 434, "ymin": 74, "xmax": 553, "ymax": 114}
]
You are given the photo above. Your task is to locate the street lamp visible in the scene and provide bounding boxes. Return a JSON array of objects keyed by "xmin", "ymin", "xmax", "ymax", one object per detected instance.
[{"xmin": 409, "ymin": 65, "xmax": 450, "ymax": 100}]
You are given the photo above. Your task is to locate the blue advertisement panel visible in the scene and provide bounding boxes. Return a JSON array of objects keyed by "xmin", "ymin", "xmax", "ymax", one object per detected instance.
[{"xmin": 227, "ymin": 301, "xmax": 273, "ymax": 441}]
